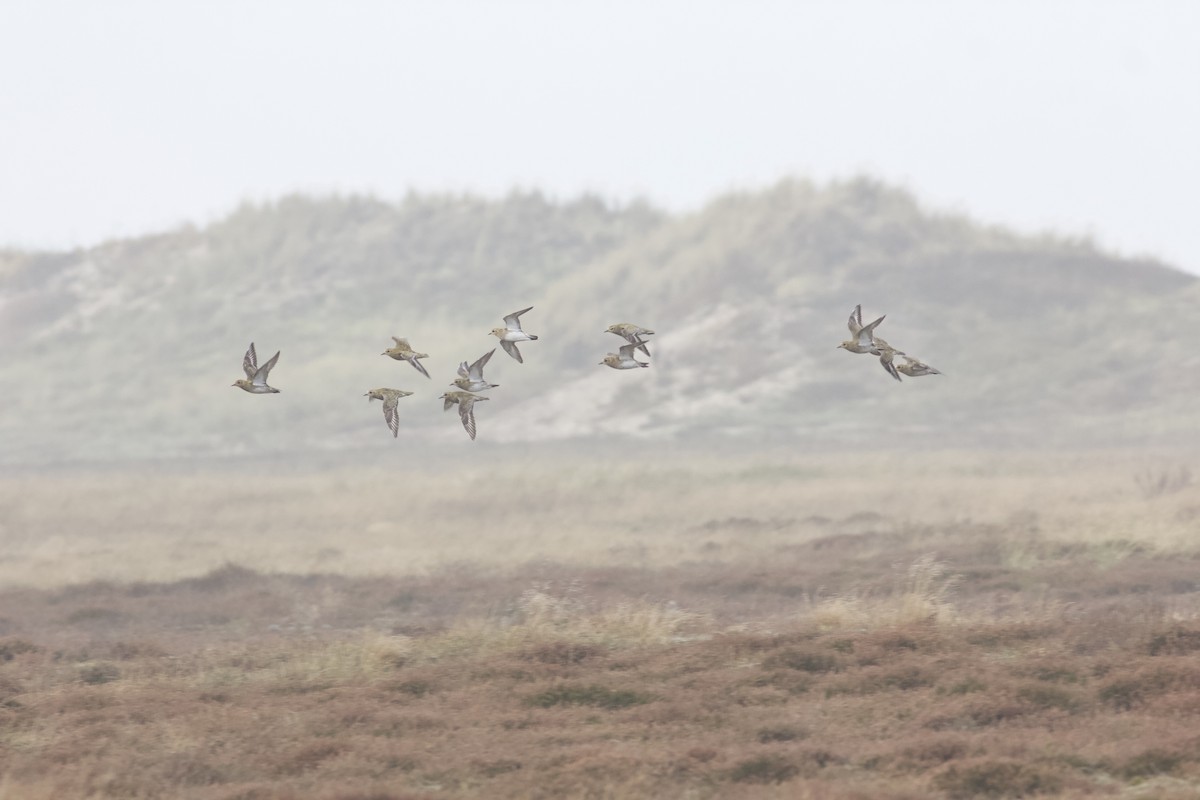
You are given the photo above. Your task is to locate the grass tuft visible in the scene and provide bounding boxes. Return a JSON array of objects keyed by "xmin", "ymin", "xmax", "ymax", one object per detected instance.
[
  {"xmin": 756, "ymin": 725, "xmax": 807, "ymax": 743},
  {"xmin": 933, "ymin": 759, "xmax": 1063, "ymax": 798},
  {"xmin": 525, "ymin": 684, "xmax": 654, "ymax": 710},
  {"xmin": 729, "ymin": 755, "xmax": 798, "ymax": 784},
  {"xmin": 77, "ymin": 662, "xmax": 120, "ymax": 685}
]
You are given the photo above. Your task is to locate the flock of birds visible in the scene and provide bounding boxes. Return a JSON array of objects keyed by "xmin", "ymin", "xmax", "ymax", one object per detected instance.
[
  {"xmin": 233, "ymin": 303, "xmax": 937, "ymax": 441},
  {"xmin": 231, "ymin": 306, "xmax": 658, "ymax": 441},
  {"xmin": 836, "ymin": 304, "xmax": 942, "ymax": 382}
]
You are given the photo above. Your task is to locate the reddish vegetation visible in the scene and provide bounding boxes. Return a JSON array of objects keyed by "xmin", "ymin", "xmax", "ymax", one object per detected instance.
[{"xmin": 4, "ymin": 520, "xmax": 1200, "ymax": 798}]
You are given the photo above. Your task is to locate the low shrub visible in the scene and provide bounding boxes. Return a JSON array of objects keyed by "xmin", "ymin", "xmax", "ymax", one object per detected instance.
[
  {"xmin": 933, "ymin": 759, "xmax": 1063, "ymax": 798},
  {"xmin": 526, "ymin": 684, "xmax": 652, "ymax": 709},
  {"xmin": 729, "ymin": 755, "xmax": 798, "ymax": 784},
  {"xmin": 756, "ymin": 725, "xmax": 807, "ymax": 743},
  {"xmin": 762, "ymin": 648, "xmax": 841, "ymax": 674}
]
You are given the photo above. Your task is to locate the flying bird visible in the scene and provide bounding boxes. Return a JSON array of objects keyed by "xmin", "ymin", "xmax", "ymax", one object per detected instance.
[
  {"xmin": 381, "ymin": 337, "xmax": 431, "ymax": 379},
  {"xmin": 605, "ymin": 323, "xmax": 654, "ymax": 357},
  {"xmin": 452, "ymin": 349, "xmax": 499, "ymax": 393},
  {"xmin": 600, "ymin": 340, "xmax": 651, "ymax": 370},
  {"xmin": 364, "ymin": 388, "xmax": 414, "ymax": 438},
  {"xmin": 897, "ymin": 356, "xmax": 943, "ymax": 377},
  {"xmin": 440, "ymin": 391, "xmax": 489, "ymax": 440},
  {"xmin": 836, "ymin": 305, "xmax": 888, "ymax": 355},
  {"xmin": 490, "ymin": 306, "xmax": 539, "ymax": 363},
  {"xmin": 231, "ymin": 343, "xmax": 281, "ymax": 394}
]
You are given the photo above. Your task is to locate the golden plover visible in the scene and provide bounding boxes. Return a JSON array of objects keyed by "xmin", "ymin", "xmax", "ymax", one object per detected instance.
[
  {"xmin": 364, "ymin": 388, "xmax": 414, "ymax": 438},
  {"xmin": 490, "ymin": 306, "xmax": 539, "ymax": 363},
  {"xmin": 231, "ymin": 343, "xmax": 281, "ymax": 394}
]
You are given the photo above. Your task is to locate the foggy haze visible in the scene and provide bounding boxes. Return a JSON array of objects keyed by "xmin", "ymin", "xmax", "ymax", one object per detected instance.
[{"xmin": 2, "ymin": 1, "xmax": 1199, "ymax": 273}]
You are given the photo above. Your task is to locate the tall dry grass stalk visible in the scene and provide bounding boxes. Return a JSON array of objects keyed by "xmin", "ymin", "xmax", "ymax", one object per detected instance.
[
  {"xmin": 413, "ymin": 582, "xmax": 709, "ymax": 662},
  {"xmin": 807, "ymin": 554, "xmax": 959, "ymax": 630},
  {"xmin": 1135, "ymin": 464, "xmax": 1193, "ymax": 499}
]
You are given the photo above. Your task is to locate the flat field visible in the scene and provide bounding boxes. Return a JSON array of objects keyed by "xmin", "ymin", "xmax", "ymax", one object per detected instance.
[{"xmin": 1, "ymin": 449, "xmax": 1199, "ymax": 798}]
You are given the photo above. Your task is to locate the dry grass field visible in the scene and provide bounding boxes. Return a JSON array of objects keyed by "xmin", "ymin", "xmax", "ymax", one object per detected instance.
[{"xmin": 2, "ymin": 449, "xmax": 1199, "ymax": 798}]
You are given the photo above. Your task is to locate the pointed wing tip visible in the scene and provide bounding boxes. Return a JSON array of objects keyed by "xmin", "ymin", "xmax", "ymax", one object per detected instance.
[{"xmin": 500, "ymin": 340, "xmax": 523, "ymax": 362}]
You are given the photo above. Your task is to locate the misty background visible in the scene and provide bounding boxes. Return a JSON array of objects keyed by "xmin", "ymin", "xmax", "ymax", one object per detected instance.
[{"xmin": 2, "ymin": 2, "xmax": 1199, "ymax": 465}]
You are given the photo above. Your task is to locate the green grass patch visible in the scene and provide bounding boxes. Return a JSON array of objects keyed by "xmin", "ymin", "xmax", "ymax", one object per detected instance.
[{"xmin": 525, "ymin": 684, "xmax": 653, "ymax": 710}]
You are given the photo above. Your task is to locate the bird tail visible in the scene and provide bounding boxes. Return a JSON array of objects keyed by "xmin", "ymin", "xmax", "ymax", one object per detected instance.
[{"xmin": 528, "ymin": 334, "xmax": 539, "ymax": 340}]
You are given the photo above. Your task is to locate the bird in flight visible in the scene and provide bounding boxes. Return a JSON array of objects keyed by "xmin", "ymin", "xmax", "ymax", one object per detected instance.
[
  {"xmin": 440, "ymin": 391, "xmax": 489, "ymax": 440},
  {"xmin": 606, "ymin": 323, "xmax": 654, "ymax": 357},
  {"xmin": 381, "ymin": 337, "xmax": 431, "ymax": 379},
  {"xmin": 452, "ymin": 349, "xmax": 499, "ymax": 393},
  {"xmin": 897, "ymin": 356, "xmax": 943, "ymax": 377},
  {"xmin": 490, "ymin": 306, "xmax": 539, "ymax": 363},
  {"xmin": 364, "ymin": 388, "xmax": 413, "ymax": 438},
  {"xmin": 836, "ymin": 304, "xmax": 888, "ymax": 355},
  {"xmin": 600, "ymin": 340, "xmax": 651, "ymax": 370},
  {"xmin": 231, "ymin": 343, "xmax": 281, "ymax": 394}
]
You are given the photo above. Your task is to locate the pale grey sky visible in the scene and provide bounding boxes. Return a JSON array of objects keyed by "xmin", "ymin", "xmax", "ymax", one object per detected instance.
[{"xmin": 2, "ymin": 1, "xmax": 1198, "ymax": 272}]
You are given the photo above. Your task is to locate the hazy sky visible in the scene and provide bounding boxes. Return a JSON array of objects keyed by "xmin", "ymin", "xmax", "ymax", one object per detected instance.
[{"xmin": 3, "ymin": 1, "xmax": 1199, "ymax": 272}]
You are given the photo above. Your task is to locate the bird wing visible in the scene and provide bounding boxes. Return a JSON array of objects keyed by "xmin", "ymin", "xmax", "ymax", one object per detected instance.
[
  {"xmin": 858, "ymin": 315, "xmax": 885, "ymax": 346},
  {"xmin": 878, "ymin": 350, "xmax": 902, "ymax": 382},
  {"xmin": 459, "ymin": 402, "xmax": 478, "ymax": 440},
  {"xmin": 847, "ymin": 305, "xmax": 863, "ymax": 336},
  {"xmin": 618, "ymin": 342, "xmax": 642, "ymax": 360},
  {"xmin": 631, "ymin": 336, "xmax": 651, "ymax": 358},
  {"xmin": 253, "ymin": 350, "xmax": 280, "ymax": 385},
  {"xmin": 469, "ymin": 349, "xmax": 495, "ymax": 380},
  {"xmin": 392, "ymin": 337, "xmax": 410, "ymax": 349},
  {"xmin": 409, "ymin": 356, "xmax": 431, "ymax": 379},
  {"xmin": 499, "ymin": 339, "xmax": 523, "ymax": 363},
  {"xmin": 457, "ymin": 361, "xmax": 471, "ymax": 379},
  {"xmin": 242, "ymin": 343, "xmax": 258, "ymax": 379},
  {"xmin": 383, "ymin": 394, "xmax": 400, "ymax": 437},
  {"xmin": 503, "ymin": 306, "xmax": 533, "ymax": 330}
]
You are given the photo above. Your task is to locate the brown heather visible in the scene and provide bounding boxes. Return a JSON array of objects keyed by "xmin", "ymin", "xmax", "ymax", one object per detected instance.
[{"xmin": 1, "ymin": 450, "xmax": 1200, "ymax": 797}]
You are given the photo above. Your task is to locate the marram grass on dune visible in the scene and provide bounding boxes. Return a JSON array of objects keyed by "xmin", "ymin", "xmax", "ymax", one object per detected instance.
[{"xmin": 231, "ymin": 342, "xmax": 281, "ymax": 394}]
